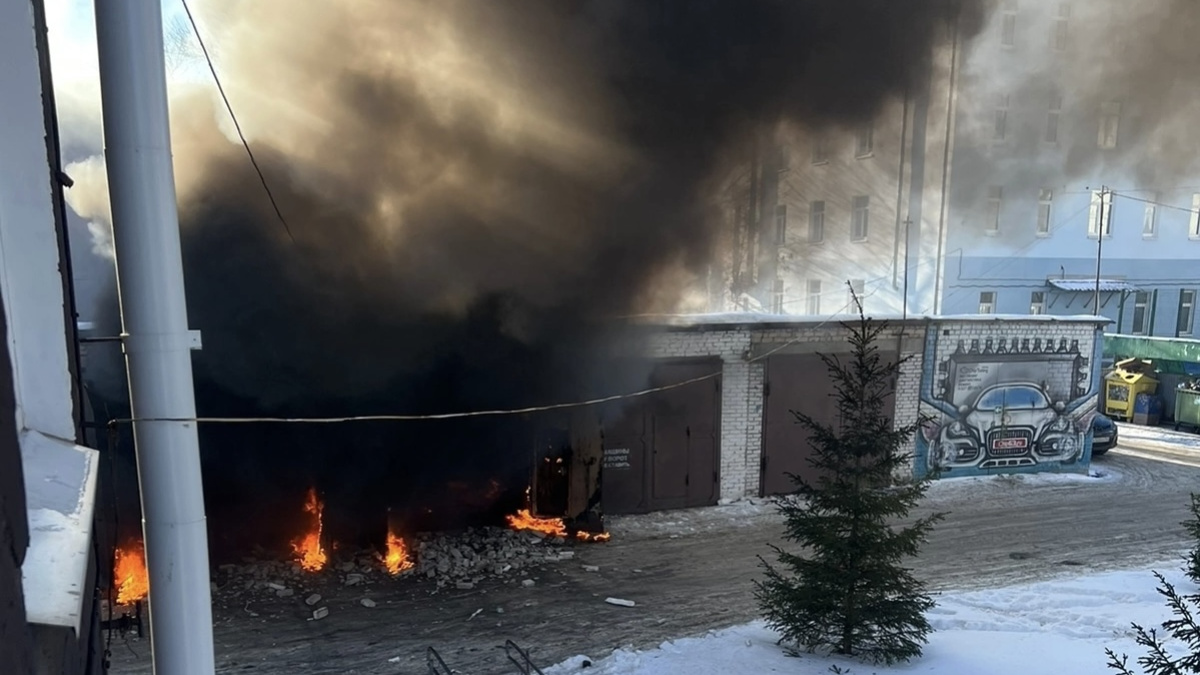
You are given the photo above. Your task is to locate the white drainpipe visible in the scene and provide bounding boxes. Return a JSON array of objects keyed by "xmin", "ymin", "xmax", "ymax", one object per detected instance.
[{"xmin": 93, "ymin": 2, "xmax": 216, "ymax": 672}]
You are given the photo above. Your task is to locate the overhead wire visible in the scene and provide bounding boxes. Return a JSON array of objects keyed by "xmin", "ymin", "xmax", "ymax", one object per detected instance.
[
  {"xmin": 180, "ymin": 0, "xmax": 295, "ymax": 242},
  {"xmin": 108, "ymin": 285, "xmax": 891, "ymax": 427}
]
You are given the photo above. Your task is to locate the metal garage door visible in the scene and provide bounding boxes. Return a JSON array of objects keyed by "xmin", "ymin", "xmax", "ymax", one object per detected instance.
[
  {"xmin": 601, "ymin": 359, "xmax": 721, "ymax": 514},
  {"xmin": 760, "ymin": 353, "xmax": 896, "ymax": 496}
]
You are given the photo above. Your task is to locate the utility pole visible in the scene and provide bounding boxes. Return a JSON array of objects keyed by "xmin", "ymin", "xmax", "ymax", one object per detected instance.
[
  {"xmin": 94, "ymin": 2, "xmax": 216, "ymax": 673},
  {"xmin": 1094, "ymin": 186, "xmax": 1109, "ymax": 315},
  {"xmin": 902, "ymin": 217, "xmax": 912, "ymax": 321}
]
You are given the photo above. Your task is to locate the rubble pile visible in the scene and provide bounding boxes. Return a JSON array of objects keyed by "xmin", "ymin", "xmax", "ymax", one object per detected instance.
[
  {"xmin": 210, "ymin": 526, "xmax": 579, "ymax": 601},
  {"xmin": 414, "ymin": 526, "xmax": 575, "ymax": 588}
]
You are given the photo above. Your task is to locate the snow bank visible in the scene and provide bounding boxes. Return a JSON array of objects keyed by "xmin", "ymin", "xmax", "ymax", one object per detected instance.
[{"xmin": 546, "ymin": 562, "xmax": 1193, "ymax": 675}]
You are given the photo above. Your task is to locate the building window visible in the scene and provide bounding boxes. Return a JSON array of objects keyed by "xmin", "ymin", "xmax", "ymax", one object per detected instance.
[
  {"xmin": 808, "ymin": 200, "xmax": 825, "ymax": 243},
  {"xmin": 1143, "ymin": 196, "xmax": 1157, "ymax": 238},
  {"xmin": 1178, "ymin": 290, "xmax": 1196, "ymax": 337},
  {"xmin": 1046, "ymin": 92, "xmax": 1062, "ymax": 144},
  {"xmin": 993, "ymin": 95, "xmax": 1010, "ymax": 142},
  {"xmin": 855, "ymin": 124, "xmax": 874, "ymax": 158},
  {"xmin": 774, "ymin": 204, "xmax": 787, "ymax": 244},
  {"xmin": 806, "ymin": 280, "xmax": 822, "ymax": 315},
  {"xmin": 1030, "ymin": 291, "xmax": 1046, "ymax": 315},
  {"xmin": 850, "ymin": 196, "xmax": 870, "ymax": 241},
  {"xmin": 811, "ymin": 138, "xmax": 828, "ymax": 164},
  {"xmin": 1054, "ymin": 3, "xmax": 1070, "ymax": 51},
  {"xmin": 772, "ymin": 278, "xmax": 785, "ymax": 314},
  {"xmin": 1098, "ymin": 102, "xmax": 1121, "ymax": 149},
  {"xmin": 1191, "ymin": 193, "xmax": 1200, "ymax": 239},
  {"xmin": 1037, "ymin": 188, "xmax": 1053, "ymax": 236},
  {"xmin": 979, "ymin": 291, "xmax": 996, "ymax": 315},
  {"xmin": 1000, "ymin": 0, "xmax": 1017, "ymax": 48},
  {"xmin": 848, "ymin": 279, "xmax": 865, "ymax": 309},
  {"xmin": 1088, "ymin": 190, "xmax": 1113, "ymax": 237},
  {"xmin": 1132, "ymin": 291, "xmax": 1150, "ymax": 335},
  {"xmin": 986, "ymin": 186, "xmax": 1002, "ymax": 235},
  {"xmin": 776, "ymin": 145, "xmax": 790, "ymax": 172}
]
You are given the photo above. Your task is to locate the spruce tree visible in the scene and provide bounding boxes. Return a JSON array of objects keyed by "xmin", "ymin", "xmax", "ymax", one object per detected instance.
[
  {"xmin": 754, "ymin": 300, "xmax": 946, "ymax": 665},
  {"xmin": 1105, "ymin": 493, "xmax": 1200, "ymax": 674}
]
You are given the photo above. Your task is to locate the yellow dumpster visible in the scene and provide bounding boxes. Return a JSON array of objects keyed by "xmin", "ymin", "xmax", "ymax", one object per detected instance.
[{"xmin": 1105, "ymin": 358, "xmax": 1159, "ymax": 421}]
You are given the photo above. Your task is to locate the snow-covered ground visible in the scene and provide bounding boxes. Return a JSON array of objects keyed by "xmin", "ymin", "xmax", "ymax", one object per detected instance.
[
  {"xmin": 1118, "ymin": 422, "xmax": 1200, "ymax": 451},
  {"xmin": 546, "ymin": 560, "xmax": 1193, "ymax": 675}
]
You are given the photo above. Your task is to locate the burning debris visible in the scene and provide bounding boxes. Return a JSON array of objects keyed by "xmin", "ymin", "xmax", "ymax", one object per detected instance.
[
  {"xmin": 291, "ymin": 487, "xmax": 328, "ymax": 572},
  {"xmin": 113, "ymin": 541, "xmax": 150, "ymax": 605},
  {"xmin": 384, "ymin": 526, "xmax": 415, "ymax": 576}
]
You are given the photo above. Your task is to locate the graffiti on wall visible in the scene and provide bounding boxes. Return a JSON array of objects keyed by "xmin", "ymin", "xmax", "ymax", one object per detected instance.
[{"xmin": 916, "ymin": 332, "xmax": 1099, "ymax": 477}]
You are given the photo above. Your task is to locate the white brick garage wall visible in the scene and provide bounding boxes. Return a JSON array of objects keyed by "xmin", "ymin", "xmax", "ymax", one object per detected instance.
[
  {"xmin": 640, "ymin": 313, "xmax": 1108, "ymax": 502},
  {"xmin": 645, "ymin": 317, "xmax": 927, "ymax": 500}
]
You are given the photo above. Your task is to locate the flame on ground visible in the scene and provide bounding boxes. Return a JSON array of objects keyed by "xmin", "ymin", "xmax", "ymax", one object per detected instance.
[
  {"xmin": 291, "ymin": 487, "xmax": 328, "ymax": 572},
  {"xmin": 384, "ymin": 527, "xmax": 414, "ymax": 576},
  {"xmin": 113, "ymin": 542, "xmax": 149, "ymax": 605},
  {"xmin": 505, "ymin": 487, "xmax": 611, "ymax": 542}
]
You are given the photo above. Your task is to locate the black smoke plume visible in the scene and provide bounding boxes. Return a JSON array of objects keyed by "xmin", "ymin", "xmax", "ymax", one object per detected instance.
[{"xmin": 79, "ymin": 0, "xmax": 984, "ymax": 553}]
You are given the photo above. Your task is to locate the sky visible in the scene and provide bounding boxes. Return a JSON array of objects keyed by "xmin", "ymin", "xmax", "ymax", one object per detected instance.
[{"xmin": 44, "ymin": 0, "xmax": 202, "ymax": 155}]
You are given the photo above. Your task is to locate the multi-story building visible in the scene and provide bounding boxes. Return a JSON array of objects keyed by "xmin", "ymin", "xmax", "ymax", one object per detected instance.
[
  {"xmin": 707, "ymin": 11, "xmax": 969, "ymax": 319},
  {"xmin": 939, "ymin": 0, "xmax": 1200, "ymax": 337}
]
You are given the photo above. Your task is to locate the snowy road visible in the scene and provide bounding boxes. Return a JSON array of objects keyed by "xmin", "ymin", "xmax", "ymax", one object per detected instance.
[{"xmin": 107, "ymin": 443, "xmax": 1200, "ymax": 675}]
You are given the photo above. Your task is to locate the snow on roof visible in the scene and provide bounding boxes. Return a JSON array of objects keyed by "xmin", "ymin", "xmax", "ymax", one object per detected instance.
[
  {"xmin": 635, "ymin": 312, "xmax": 1111, "ymax": 329},
  {"xmin": 21, "ymin": 430, "xmax": 100, "ymax": 632},
  {"xmin": 1047, "ymin": 278, "xmax": 1138, "ymax": 293}
]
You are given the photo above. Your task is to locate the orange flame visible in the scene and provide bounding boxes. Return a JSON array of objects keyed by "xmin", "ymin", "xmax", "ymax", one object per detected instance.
[
  {"xmin": 505, "ymin": 486, "xmax": 611, "ymax": 542},
  {"xmin": 291, "ymin": 487, "xmax": 327, "ymax": 572},
  {"xmin": 384, "ymin": 527, "xmax": 414, "ymax": 576},
  {"xmin": 114, "ymin": 542, "xmax": 149, "ymax": 605},
  {"xmin": 505, "ymin": 507, "xmax": 569, "ymax": 538}
]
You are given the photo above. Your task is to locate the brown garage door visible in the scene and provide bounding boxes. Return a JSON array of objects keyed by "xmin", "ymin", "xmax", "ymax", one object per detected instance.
[
  {"xmin": 601, "ymin": 359, "xmax": 721, "ymax": 514},
  {"xmin": 760, "ymin": 353, "xmax": 896, "ymax": 496}
]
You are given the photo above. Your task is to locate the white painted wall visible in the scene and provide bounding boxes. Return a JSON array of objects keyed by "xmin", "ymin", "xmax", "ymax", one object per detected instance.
[
  {"xmin": 1, "ymin": 0, "xmax": 100, "ymax": 636},
  {"xmin": 0, "ymin": 0, "xmax": 76, "ymax": 442}
]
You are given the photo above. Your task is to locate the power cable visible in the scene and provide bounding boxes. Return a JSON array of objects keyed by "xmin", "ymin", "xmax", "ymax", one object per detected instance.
[
  {"xmin": 108, "ymin": 290, "xmax": 887, "ymax": 427},
  {"xmin": 180, "ymin": 0, "xmax": 295, "ymax": 242}
]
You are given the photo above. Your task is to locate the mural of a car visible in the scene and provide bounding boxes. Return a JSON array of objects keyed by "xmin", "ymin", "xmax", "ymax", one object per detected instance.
[{"xmin": 930, "ymin": 383, "xmax": 1085, "ymax": 471}]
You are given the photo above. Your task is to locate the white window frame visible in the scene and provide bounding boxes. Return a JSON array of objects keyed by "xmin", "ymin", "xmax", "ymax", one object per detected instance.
[
  {"xmin": 979, "ymin": 291, "xmax": 996, "ymax": 315},
  {"xmin": 1142, "ymin": 194, "xmax": 1157, "ymax": 239},
  {"xmin": 1000, "ymin": 0, "xmax": 1017, "ymax": 48},
  {"xmin": 994, "ymin": 95, "xmax": 1010, "ymax": 143},
  {"xmin": 850, "ymin": 196, "xmax": 870, "ymax": 241},
  {"xmin": 1054, "ymin": 3, "xmax": 1070, "ymax": 51},
  {"xmin": 806, "ymin": 280, "xmax": 822, "ymax": 315},
  {"xmin": 986, "ymin": 186, "xmax": 1002, "ymax": 235},
  {"xmin": 1191, "ymin": 193, "xmax": 1200, "ymax": 239},
  {"xmin": 772, "ymin": 278, "xmax": 785, "ymax": 314},
  {"xmin": 1131, "ymin": 291, "xmax": 1150, "ymax": 335},
  {"xmin": 808, "ymin": 200, "xmax": 825, "ymax": 243},
  {"xmin": 1045, "ymin": 93, "xmax": 1062, "ymax": 144},
  {"xmin": 1088, "ymin": 190, "xmax": 1113, "ymax": 238},
  {"xmin": 1037, "ymin": 188, "xmax": 1053, "ymax": 236},
  {"xmin": 1098, "ymin": 102, "xmax": 1121, "ymax": 149},
  {"xmin": 774, "ymin": 204, "xmax": 787, "ymax": 245},
  {"xmin": 811, "ymin": 137, "xmax": 828, "ymax": 164},
  {"xmin": 1030, "ymin": 291, "xmax": 1046, "ymax": 315},
  {"xmin": 855, "ymin": 124, "xmax": 874, "ymax": 158},
  {"xmin": 1178, "ymin": 289, "xmax": 1195, "ymax": 337}
]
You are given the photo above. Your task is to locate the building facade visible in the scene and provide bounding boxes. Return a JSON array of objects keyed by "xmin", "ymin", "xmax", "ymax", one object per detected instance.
[
  {"xmin": 1, "ymin": 0, "xmax": 103, "ymax": 671},
  {"xmin": 708, "ymin": 16, "xmax": 965, "ymax": 320},
  {"xmin": 938, "ymin": 0, "xmax": 1200, "ymax": 336}
]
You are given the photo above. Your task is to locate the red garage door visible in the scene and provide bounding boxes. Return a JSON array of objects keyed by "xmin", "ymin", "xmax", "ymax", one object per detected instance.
[
  {"xmin": 760, "ymin": 353, "xmax": 896, "ymax": 496},
  {"xmin": 601, "ymin": 359, "xmax": 721, "ymax": 514}
]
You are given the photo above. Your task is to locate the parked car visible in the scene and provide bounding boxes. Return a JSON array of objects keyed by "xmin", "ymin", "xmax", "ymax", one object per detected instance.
[{"xmin": 1091, "ymin": 413, "xmax": 1118, "ymax": 456}]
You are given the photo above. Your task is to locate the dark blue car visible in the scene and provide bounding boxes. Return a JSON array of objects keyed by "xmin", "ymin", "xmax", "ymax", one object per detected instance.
[{"xmin": 1091, "ymin": 414, "xmax": 1118, "ymax": 455}]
